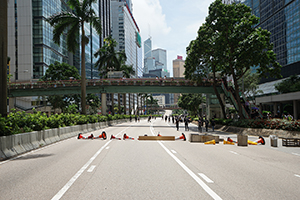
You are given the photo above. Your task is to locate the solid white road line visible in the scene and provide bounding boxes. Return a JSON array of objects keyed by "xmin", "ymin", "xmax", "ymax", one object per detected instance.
[
  {"xmin": 295, "ymin": 174, "xmax": 300, "ymax": 178},
  {"xmin": 51, "ymin": 140, "xmax": 112, "ymax": 200},
  {"xmin": 52, "ymin": 126, "xmax": 132, "ymax": 200},
  {"xmin": 87, "ymin": 165, "xmax": 96, "ymax": 173},
  {"xmin": 171, "ymin": 150, "xmax": 177, "ymax": 154},
  {"xmin": 106, "ymin": 146, "xmax": 110, "ymax": 150},
  {"xmin": 150, "ymin": 124, "xmax": 222, "ymax": 200},
  {"xmin": 198, "ymin": 173, "xmax": 214, "ymax": 183}
]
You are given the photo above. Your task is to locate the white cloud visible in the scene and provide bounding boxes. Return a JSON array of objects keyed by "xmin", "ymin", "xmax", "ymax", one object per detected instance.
[{"xmin": 133, "ymin": 0, "xmax": 171, "ymax": 39}]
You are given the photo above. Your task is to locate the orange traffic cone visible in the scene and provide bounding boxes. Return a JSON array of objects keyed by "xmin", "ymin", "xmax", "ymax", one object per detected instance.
[
  {"xmin": 227, "ymin": 137, "xmax": 237, "ymax": 143},
  {"xmin": 110, "ymin": 135, "xmax": 121, "ymax": 140},
  {"xmin": 175, "ymin": 133, "xmax": 186, "ymax": 141},
  {"xmin": 254, "ymin": 136, "xmax": 265, "ymax": 145},
  {"xmin": 157, "ymin": 133, "xmax": 162, "ymax": 136},
  {"xmin": 78, "ymin": 133, "xmax": 85, "ymax": 139},
  {"xmin": 96, "ymin": 131, "xmax": 107, "ymax": 140},
  {"xmin": 223, "ymin": 140, "xmax": 235, "ymax": 145},
  {"xmin": 123, "ymin": 133, "xmax": 134, "ymax": 140},
  {"xmin": 205, "ymin": 139, "xmax": 216, "ymax": 145}
]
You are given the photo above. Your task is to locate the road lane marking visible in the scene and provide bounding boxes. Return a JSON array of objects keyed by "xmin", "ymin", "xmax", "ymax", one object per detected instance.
[
  {"xmin": 292, "ymin": 152, "xmax": 300, "ymax": 156},
  {"xmin": 51, "ymin": 140, "xmax": 112, "ymax": 200},
  {"xmin": 106, "ymin": 146, "xmax": 110, "ymax": 150},
  {"xmin": 295, "ymin": 174, "xmax": 300, "ymax": 178},
  {"xmin": 171, "ymin": 150, "xmax": 177, "ymax": 154},
  {"xmin": 150, "ymin": 124, "xmax": 222, "ymax": 200},
  {"xmin": 198, "ymin": 173, "xmax": 214, "ymax": 183},
  {"xmin": 229, "ymin": 151, "xmax": 238, "ymax": 155},
  {"xmin": 87, "ymin": 165, "xmax": 96, "ymax": 173}
]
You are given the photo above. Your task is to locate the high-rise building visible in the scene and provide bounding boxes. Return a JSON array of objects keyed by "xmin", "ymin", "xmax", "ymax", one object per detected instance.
[
  {"xmin": 7, "ymin": 0, "xmax": 111, "ymax": 111},
  {"xmin": 111, "ymin": 0, "xmax": 142, "ymax": 78},
  {"xmin": 238, "ymin": 0, "xmax": 300, "ymax": 83},
  {"xmin": 152, "ymin": 48, "xmax": 167, "ymax": 71},
  {"xmin": 173, "ymin": 56, "xmax": 185, "ymax": 104}
]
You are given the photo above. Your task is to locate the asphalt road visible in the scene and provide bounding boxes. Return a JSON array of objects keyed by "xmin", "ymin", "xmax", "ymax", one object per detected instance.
[{"xmin": 1, "ymin": 118, "xmax": 300, "ymax": 200}]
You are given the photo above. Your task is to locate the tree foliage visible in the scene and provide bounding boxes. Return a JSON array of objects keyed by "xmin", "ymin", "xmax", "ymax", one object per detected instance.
[
  {"xmin": 177, "ymin": 94, "xmax": 204, "ymax": 116},
  {"xmin": 40, "ymin": 62, "xmax": 81, "ymax": 112},
  {"xmin": 185, "ymin": 0, "xmax": 282, "ymax": 119},
  {"xmin": 47, "ymin": 0, "xmax": 102, "ymax": 115},
  {"xmin": 275, "ymin": 75, "xmax": 300, "ymax": 94}
]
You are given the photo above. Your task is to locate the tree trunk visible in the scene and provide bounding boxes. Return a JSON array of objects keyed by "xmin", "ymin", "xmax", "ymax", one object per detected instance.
[
  {"xmin": 123, "ymin": 93, "xmax": 126, "ymax": 115},
  {"xmin": 81, "ymin": 25, "xmax": 87, "ymax": 115},
  {"xmin": 0, "ymin": 1, "xmax": 8, "ymax": 117},
  {"xmin": 212, "ymin": 66, "xmax": 226, "ymax": 118},
  {"xmin": 111, "ymin": 93, "xmax": 114, "ymax": 115},
  {"xmin": 232, "ymin": 72, "xmax": 244, "ymax": 119}
]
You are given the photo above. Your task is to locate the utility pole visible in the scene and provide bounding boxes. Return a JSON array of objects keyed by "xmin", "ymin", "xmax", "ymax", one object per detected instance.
[{"xmin": 0, "ymin": 1, "xmax": 8, "ymax": 117}]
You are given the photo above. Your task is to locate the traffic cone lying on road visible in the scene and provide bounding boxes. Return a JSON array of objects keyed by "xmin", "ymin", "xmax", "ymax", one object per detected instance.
[
  {"xmin": 110, "ymin": 135, "xmax": 121, "ymax": 140},
  {"xmin": 223, "ymin": 140, "xmax": 235, "ymax": 145},
  {"xmin": 205, "ymin": 139, "xmax": 216, "ymax": 145},
  {"xmin": 227, "ymin": 137, "xmax": 237, "ymax": 143},
  {"xmin": 95, "ymin": 131, "xmax": 107, "ymax": 140},
  {"xmin": 157, "ymin": 133, "xmax": 162, "ymax": 136},
  {"xmin": 255, "ymin": 136, "xmax": 265, "ymax": 145},
  {"xmin": 248, "ymin": 140, "xmax": 257, "ymax": 145},
  {"xmin": 248, "ymin": 136, "xmax": 266, "ymax": 145},
  {"xmin": 123, "ymin": 133, "xmax": 134, "ymax": 140},
  {"xmin": 77, "ymin": 133, "xmax": 94, "ymax": 139},
  {"xmin": 175, "ymin": 133, "xmax": 186, "ymax": 141}
]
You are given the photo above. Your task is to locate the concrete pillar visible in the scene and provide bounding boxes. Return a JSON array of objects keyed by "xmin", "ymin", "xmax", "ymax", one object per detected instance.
[
  {"xmin": 274, "ymin": 102, "xmax": 278, "ymax": 116},
  {"xmin": 293, "ymin": 100, "xmax": 298, "ymax": 120},
  {"xmin": 123, "ymin": 93, "xmax": 126, "ymax": 115},
  {"xmin": 101, "ymin": 93, "xmax": 107, "ymax": 115},
  {"xmin": 133, "ymin": 94, "xmax": 135, "ymax": 114},
  {"xmin": 259, "ymin": 103, "xmax": 263, "ymax": 112},
  {"xmin": 118, "ymin": 93, "xmax": 121, "ymax": 114},
  {"xmin": 111, "ymin": 93, "xmax": 114, "ymax": 115},
  {"xmin": 128, "ymin": 94, "xmax": 131, "ymax": 115},
  {"xmin": 206, "ymin": 94, "xmax": 211, "ymax": 119}
]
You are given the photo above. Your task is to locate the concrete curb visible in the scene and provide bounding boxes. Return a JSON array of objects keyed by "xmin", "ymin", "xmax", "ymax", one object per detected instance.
[
  {"xmin": 215, "ymin": 125, "xmax": 300, "ymax": 138},
  {"xmin": 0, "ymin": 119, "xmax": 130, "ymax": 161}
]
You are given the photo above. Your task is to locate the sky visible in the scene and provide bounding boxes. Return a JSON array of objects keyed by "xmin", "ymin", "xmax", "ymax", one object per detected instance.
[{"xmin": 132, "ymin": 0, "xmax": 215, "ymax": 76}]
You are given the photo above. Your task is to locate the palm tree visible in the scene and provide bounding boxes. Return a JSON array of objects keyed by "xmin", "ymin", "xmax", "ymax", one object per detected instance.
[
  {"xmin": 95, "ymin": 36, "xmax": 135, "ymax": 115},
  {"xmin": 47, "ymin": 0, "xmax": 101, "ymax": 115},
  {"xmin": 0, "ymin": 1, "xmax": 8, "ymax": 117}
]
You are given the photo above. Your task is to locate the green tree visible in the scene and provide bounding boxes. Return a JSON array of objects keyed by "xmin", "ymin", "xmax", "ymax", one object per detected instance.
[
  {"xmin": 177, "ymin": 94, "xmax": 204, "ymax": 116},
  {"xmin": 47, "ymin": 0, "xmax": 101, "ymax": 115},
  {"xmin": 275, "ymin": 75, "xmax": 300, "ymax": 94},
  {"xmin": 86, "ymin": 94, "xmax": 101, "ymax": 114},
  {"xmin": 41, "ymin": 62, "xmax": 81, "ymax": 112},
  {"xmin": 94, "ymin": 35, "xmax": 125, "ymax": 77},
  {"xmin": 186, "ymin": 0, "xmax": 282, "ymax": 119},
  {"xmin": 237, "ymin": 69, "xmax": 263, "ymax": 103},
  {"xmin": 185, "ymin": 23, "xmax": 227, "ymax": 118}
]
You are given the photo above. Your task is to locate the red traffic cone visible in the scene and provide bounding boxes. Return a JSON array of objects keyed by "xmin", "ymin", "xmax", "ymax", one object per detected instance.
[
  {"xmin": 96, "ymin": 131, "xmax": 107, "ymax": 140},
  {"xmin": 227, "ymin": 137, "xmax": 237, "ymax": 143},
  {"xmin": 254, "ymin": 136, "xmax": 265, "ymax": 145},
  {"xmin": 87, "ymin": 134, "xmax": 94, "ymax": 139},
  {"xmin": 77, "ymin": 133, "xmax": 85, "ymax": 139},
  {"xmin": 123, "ymin": 133, "xmax": 134, "ymax": 140},
  {"xmin": 110, "ymin": 134, "xmax": 121, "ymax": 140},
  {"xmin": 175, "ymin": 133, "xmax": 186, "ymax": 141}
]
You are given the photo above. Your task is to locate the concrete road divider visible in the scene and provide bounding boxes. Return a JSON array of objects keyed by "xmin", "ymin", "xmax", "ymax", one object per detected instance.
[{"xmin": 0, "ymin": 119, "xmax": 129, "ymax": 160}]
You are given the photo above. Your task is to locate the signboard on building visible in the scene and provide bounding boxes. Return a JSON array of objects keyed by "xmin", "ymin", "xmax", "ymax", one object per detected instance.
[{"xmin": 136, "ymin": 32, "xmax": 141, "ymax": 48}]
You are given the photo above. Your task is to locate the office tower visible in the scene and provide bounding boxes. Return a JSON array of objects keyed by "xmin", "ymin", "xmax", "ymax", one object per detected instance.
[
  {"xmin": 7, "ymin": 0, "xmax": 110, "ymax": 111},
  {"xmin": 152, "ymin": 48, "xmax": 167, "ymax": 71},
  {"xmin": 238, "ymin": 0, "xmax": 300, "ymax": 83},
  {"xmin": 173, "ymin": 56, "xmax": 185, "ymax": 104},
  {"xmin": 111, "ymin": 0, "xmax": 142, "ymax": 78}
]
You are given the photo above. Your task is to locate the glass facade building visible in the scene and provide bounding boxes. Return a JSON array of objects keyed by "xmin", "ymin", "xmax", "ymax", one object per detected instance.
[
  {"xmin": 239, "ymin": 0, "xmax": 300, "ymax": 83},
  {"xmin": 111, "ymin": 0, "xmax": 142, "ymax": 78}
]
